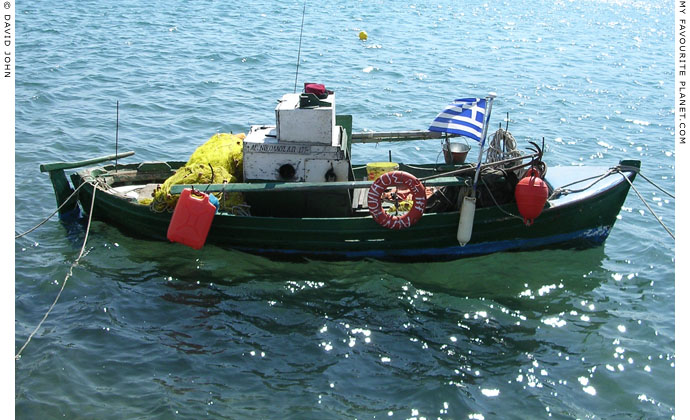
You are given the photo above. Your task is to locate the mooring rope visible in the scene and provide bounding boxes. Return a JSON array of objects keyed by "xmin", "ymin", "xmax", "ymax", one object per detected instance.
[
  {"xmin": 15, "ymin": 182, "xmax": 88, "ymax": 240},
  {"xmin": 547, "ymin": 169, "xmax": 618, "ymax": 200},
  {"xmin": 617, "ymin": 164, "xmax": 674, "ymax": 200},
  {"xmin": 545, "ymin": 164, "xmax": 673, "ymax": 240},
  {"xmin": 616, "ymin": 170, "xmax": 675, "ymax": 240},
  {"xmin": 636, "ymin": 171, "xmax": 675, "ymax": 199},
  {"xmin": 15, "ymin": 182, "xmax": 98, "ymax": 360}
]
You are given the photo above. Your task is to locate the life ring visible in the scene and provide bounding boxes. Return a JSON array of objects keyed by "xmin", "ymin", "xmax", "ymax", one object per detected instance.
[{"xmin": 367, "ymin": 171, "xmax": 427, "ymax": 230}]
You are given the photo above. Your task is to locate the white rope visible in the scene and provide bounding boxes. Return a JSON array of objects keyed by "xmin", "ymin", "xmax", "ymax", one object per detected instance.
[
  {"xmin": 486, "ymin": 128, "xmax": 522, "ymax": 166},
  {"xmin": 15, "ymin": 182, "xmax": 98, "ymax": 360},
  {"xmin": 15, "ymin": 182, "xmax": 88, "ymax": 240}
]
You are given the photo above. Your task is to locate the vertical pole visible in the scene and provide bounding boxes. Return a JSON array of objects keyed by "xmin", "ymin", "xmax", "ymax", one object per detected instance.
[
  {"xmin": 472, "ymin": 93, "xmax": 496, "ymax": 195},
  {"xmin": 115, "ymin": 101, "xmax": 119, "ymax": 173},
  {"xmin": 504, "ymin": 112, "xmax": 510, "ymax": 159},
  {"xmin": 294, "ymin": 0, "xmax": 307, "ymax": 93}
]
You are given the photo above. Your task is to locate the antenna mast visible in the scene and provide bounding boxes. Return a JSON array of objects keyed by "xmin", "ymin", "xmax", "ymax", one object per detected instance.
[
  {"xmin": 115, "ymin": 101, "xmax": 119, "ymax": 173},
  {"xmin": 293, "ymin": 0, "xmax": 307, "ymax": 93}
]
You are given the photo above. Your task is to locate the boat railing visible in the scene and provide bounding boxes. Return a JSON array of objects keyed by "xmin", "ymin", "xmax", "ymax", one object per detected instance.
[
  {"xmin": 168, "ymin": 176, "xmax": 471, "ymax": 195},
  {"xmin": 40, "ymin": 151, "xmax": 137, "ymax": 217},
  {"xmin": 39, "ymin": 151, "xmax": 136, "ymax": 173},
  {"xmin": 351, "ymin": 130, "xmax": 460, "ymax": 144}
]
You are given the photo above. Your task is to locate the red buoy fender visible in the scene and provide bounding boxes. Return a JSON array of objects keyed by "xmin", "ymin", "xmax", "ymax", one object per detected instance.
[
  {"xmin": 367, "ymin": 171, "xmax": 427, "ymax": 230},
  {"xmin": 515, "ymin": 168, "xmax": 549, "ymax": 226}
]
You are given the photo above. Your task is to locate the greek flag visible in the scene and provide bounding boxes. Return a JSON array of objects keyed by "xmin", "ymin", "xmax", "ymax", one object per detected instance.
[{"xmin": 429, "ymin": 98, "xmax": 487, "ymax": 142}]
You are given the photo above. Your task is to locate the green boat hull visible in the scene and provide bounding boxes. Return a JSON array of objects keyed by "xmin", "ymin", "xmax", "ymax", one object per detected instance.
[{"xmin": 63, "ymin": 160, "xmax": 638, "ymax": 261}]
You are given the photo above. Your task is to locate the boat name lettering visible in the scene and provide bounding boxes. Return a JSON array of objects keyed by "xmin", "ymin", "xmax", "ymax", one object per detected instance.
[{"xmin": 247, "ymin": 144, "xmax": 311, "ymax": 154}]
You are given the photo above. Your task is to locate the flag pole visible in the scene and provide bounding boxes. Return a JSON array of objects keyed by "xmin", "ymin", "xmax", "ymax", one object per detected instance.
[{"xmin": 471, "ymin": 92, "xmax": 496, "ymax": 195}]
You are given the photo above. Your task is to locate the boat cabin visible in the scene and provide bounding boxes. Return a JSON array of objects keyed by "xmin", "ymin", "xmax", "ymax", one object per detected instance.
[{"xmin": 241, "ymin": 88, "xmax": 354, "ymax": 218}]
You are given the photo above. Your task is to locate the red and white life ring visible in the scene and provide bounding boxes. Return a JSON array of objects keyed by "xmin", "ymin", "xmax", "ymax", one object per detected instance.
[{"xmin": 367, "ymin": 171, "xmax": 427, "ymax": 230}]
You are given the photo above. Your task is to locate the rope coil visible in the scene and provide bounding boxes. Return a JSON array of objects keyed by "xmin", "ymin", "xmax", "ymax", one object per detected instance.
[{"xmin": 486, "ymin": 128, "xmax": 523, "ymax": 168}]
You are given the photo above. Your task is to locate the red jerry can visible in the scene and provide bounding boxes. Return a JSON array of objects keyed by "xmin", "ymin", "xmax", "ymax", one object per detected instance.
[
  {"xmin": 167, "ymin": 189, "xmax": 216, "ymax": 250},
  {"xmin": 515, "ymin": 168, "xmax": 549, "ymax": 226}
]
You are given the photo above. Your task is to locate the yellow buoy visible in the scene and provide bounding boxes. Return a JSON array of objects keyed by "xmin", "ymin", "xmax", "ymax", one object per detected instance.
[{"xmin": 358, "ymin": 31, "xmax": 368, "ymax": 41}]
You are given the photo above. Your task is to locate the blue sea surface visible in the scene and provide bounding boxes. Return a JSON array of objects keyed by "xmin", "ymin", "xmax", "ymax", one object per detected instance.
[{"xmin": 15, "ymin": 0, "xmax": 675, "ymax": 418}]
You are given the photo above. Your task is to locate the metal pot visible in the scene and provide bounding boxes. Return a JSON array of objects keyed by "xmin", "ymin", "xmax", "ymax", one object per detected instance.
[{"xmin": 442, "ymin": 142, "xmax": 471, "ymax": 165}]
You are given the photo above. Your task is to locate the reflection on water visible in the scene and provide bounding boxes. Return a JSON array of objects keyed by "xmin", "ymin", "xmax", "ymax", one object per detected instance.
[
  {"xmin": 65, "ymin": 231, "xmax": 666, "ymax": 417},
  {"xmin": 15, "ymin": 210, "xmax": 675, "ymax": 418}
]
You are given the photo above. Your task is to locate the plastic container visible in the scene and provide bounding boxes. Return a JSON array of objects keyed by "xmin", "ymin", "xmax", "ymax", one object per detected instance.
[
  {"xmin": 442, "ymin": 142, "xmax": 471, "ymax": 165},
  {"xmin": 167, "ymin": 189, "xmax": 216, "ymax": 250},
  {"xmin": 366, "ymin": 162, "xmax": 400, "ymax": 180}
]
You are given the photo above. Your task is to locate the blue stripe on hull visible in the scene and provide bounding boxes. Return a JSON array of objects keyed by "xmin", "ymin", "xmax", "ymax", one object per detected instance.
[{"xmin": 236, "ymin": 226, "xmax": 613, "ymax": 260}]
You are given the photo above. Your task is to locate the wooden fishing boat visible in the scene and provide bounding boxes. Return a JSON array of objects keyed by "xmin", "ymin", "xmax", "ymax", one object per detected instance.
[{"xmin": 40, "ymin": 88, "xmax": 639, "ymax": 261}]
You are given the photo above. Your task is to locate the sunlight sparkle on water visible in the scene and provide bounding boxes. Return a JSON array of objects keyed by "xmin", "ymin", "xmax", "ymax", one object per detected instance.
[
  {"xmin": 537, "ymin": 284, "xmax": 557, "ymax": 296},
  {"xmin": 481, "ymin": 388, "xmax": 500, "ymax": 397},
  {"xmin": 351, "ymin": 328, "xmax": 372, "ymax": 339},
  {"xmin": 543, "ymin": 317, "xmax": 567, "ymax": 328},
  {"xmin": 519, "ymin": 289, "xmax": 533, "ymax": 298},
  {"xmin": 583, "ymin": 386, "xmax": 597, "ymax": 396}
]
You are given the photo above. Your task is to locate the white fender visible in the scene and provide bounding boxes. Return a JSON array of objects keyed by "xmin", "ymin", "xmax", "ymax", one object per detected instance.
[{"xmin": 457, "ymin": 196, "xmax": 476, "ymax": 246}]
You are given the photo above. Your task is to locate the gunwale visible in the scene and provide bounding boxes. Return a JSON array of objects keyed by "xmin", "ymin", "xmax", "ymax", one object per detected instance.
[{"xmin": 65, "ymin": 160, "xmax": 638, "ymax": 261}]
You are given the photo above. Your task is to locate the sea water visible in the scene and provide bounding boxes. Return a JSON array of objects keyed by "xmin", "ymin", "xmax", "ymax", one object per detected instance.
[{"xmin": 15, "ymin": 0, "xmax": 675, "ymax": 418}]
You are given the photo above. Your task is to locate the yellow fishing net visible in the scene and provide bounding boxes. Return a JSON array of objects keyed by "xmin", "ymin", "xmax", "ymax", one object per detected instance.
[
  {"xmin": 142, "ymin": 133, "xmax": 248, "ymax": 214},
  {"xmin": 387, "ymin": 199, "xmax": 413, "ymax": 214}
]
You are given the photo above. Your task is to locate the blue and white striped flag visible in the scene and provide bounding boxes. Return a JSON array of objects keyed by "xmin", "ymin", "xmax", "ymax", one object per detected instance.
[{"xmin": 429, "ymin": 98, "xmax": 487, "ymax": 142}]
